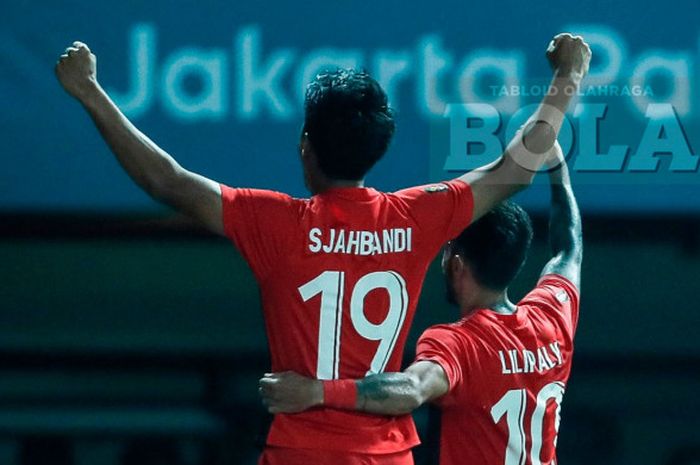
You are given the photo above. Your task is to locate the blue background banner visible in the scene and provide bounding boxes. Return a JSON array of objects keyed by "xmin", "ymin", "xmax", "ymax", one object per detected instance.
[{"xmin": 2, "ymin": 0, "xmax": 699, "ymax": 213}]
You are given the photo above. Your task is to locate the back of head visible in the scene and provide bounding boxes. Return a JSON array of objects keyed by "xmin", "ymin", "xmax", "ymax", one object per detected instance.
[
  {"xmin": 453, "ymin": 201, "xmax": 533, "ymax": 291},
  {"xmin": 304, "ymin": 69, "xmax": 395, "ymax": 180}
]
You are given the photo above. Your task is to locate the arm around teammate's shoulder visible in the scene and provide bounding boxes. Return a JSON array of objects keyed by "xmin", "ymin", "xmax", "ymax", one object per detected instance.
[
  {"xmin": 353, "ymin": 361, "xmax": 450, "ymax": 415},
  {"xmin": 258, "ymin": 361, "xmax": 450, "ymax": 416},
  {"xmin": 350, "ymin": 325, "xmax": 464, "ymax": 415}
]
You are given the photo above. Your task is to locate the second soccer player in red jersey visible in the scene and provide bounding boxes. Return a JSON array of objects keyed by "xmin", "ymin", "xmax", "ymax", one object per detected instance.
[{"xmin": 56, "ymin": 32, "xmax": 590, "ymax": 464}]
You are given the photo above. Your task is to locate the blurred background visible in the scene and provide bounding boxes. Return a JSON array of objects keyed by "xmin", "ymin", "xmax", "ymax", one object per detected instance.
[{"xmin": 1, "ymin": 0, "xmax": 699, "ymax": 464}]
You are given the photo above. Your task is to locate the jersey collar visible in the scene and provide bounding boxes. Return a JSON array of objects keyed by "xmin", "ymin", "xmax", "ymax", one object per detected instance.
[
  {"xmin": 320, "ymin": 186, "xmax": 380, "ymax": 201},
  {"xmin": 472, "ymin": 305, "xmax": 529, "ymax": 329}
]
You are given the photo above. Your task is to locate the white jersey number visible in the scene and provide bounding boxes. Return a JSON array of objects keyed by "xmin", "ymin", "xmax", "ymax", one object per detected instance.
[
  {"xmin": 490, "ymin": 382, "xmax": 566, "ymax": 465},
  {"xmin": 298, "ymin": 271, "xmax": 408, "ymax": 379}
]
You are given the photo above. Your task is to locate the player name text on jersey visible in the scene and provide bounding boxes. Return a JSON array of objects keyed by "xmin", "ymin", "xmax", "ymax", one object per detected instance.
[
  {"xmin": 308, "ymin": 227, "xmax": 413, "ymax": 255},
  {"xmin": 498, "ymin": 341, "xmax": 563, "ymax": 375}
]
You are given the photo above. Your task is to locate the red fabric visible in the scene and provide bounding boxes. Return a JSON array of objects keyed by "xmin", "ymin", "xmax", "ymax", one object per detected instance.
[
  {"xmin": 323, "ymin": 379, "xmax": 358, "ymax": 409},
  {"xmin": 259, "ymin": 447, "xmax": 414, "ymax": 465},
  {"xmin": 415, "ymin": 274, "xmax": 580, "ymax": 465},
  {"xmin": 220, "ymin": 180, "xmax": 473, "ymax": 453}
]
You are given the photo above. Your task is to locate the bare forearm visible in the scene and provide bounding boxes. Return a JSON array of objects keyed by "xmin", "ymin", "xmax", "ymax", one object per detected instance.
[
  {"xmin": 463, "ymin": 74, "xmax": 585, "ymax": 221},
  {"xmin": 505, "ymin": 73, "xmax": 580, "ymax": 185},
  {"xmin": 79, "ymin": 83, "xmax": 183, "ymax": 201},
  {"xmin": 259, "ymin": 363, "xmax": 448, "ymax": 415},
  {"xmin": 521, "ymin": 74, "xmax": 579, "ymax": 154},
  {"xmin": 541, "ymin": 160, "xmax": 583, "ymax": 286},
  {"xmin": 355, "ymin": 373, "xmax": 425, "ymax": 415},
  {"xmin": 548, "ymin": 164, "xmax": 582, "ymax": 257}
]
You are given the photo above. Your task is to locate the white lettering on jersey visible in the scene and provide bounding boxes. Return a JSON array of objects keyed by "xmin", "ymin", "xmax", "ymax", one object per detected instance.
[
  {"xmin": 309, "ymin": 227, "xmax": 323, "ymax": 253},
  {"xmin": 308, "ymin": 228, "xmax": 413, "ymax": 255},
  {"xmin": 499, "ymin": 341, "xmax": 563, "ymax": 375}
]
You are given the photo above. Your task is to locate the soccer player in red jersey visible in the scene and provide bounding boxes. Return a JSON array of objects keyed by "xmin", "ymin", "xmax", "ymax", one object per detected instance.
[
  {"xmin": 55, "ymin": 34, "xmax": 589, "ymax": 465},
  {"xmin": 261, "ymin": 143, "xmax": 581, "ymax": 465}
]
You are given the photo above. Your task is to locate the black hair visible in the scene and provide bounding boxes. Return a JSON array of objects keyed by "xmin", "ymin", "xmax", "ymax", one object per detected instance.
[
  {"xmin": 303, "ymin": 69, "xmax": 394, "ymax": 180},
  {"xmin": 452, "ymin": 201, "xmax": 533, "ymax": 290}
]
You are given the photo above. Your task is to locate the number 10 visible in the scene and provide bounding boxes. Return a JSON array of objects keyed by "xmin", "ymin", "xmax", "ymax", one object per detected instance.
[{"xmin": 490, "ymin": 382, "xmax": 566, "ymax": 465}]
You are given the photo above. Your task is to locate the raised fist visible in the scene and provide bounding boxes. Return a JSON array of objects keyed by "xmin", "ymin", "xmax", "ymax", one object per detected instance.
[
  {"xmin": 55, "ymin": 41, "xmax": 98, "ymax": 101},
  {"xmin": 546, "ymin": 33, "xmax": 592, "ymax": 84}
]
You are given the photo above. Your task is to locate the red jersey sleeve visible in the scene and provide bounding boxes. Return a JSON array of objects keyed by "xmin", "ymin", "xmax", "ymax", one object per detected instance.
[
  {"xmin": 414, "ymin": 326, "xmax": 465, "ymax": 394},
  {"xmin": 522, "ymin": 274, "xmax": 581, "ymax": 335},
  {"xmin": 220, "ymin": 184, "xmax": 300, "ymax": 279},
  {"xmin": 393, "ymin": 180, "xmax": 474, "ymax": 255}
]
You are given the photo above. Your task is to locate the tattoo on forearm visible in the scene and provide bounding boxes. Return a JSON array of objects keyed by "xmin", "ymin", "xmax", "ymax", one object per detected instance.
[
  {"xmin": 357, "ymin": 373, "xmax": 417, "ymax": 412},
  {"xmin": 358, "ymin": 375, "xmax": 394, "ymax": 401}
]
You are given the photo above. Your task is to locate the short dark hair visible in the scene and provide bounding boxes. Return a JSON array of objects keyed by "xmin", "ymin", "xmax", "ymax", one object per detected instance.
[
  {"xmin": 452, "ymin": 201, "xmax": 533, "ymax": 290},
  {"xmin": 304, "ymin": 69, "xmax": 394, "ymax": 180}
]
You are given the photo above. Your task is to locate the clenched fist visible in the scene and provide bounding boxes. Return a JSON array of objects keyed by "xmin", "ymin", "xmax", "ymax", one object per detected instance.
[
  {"xmin": 546, "ymin": 33, "xmax": 592, "ymax": 85},
  {"xmin": 259, "ymin": 372, "xmax": 323, "ymax": 414},
  {"xmin": 55, "ymin": 41, "xmax": 98, "ymax": 101}
]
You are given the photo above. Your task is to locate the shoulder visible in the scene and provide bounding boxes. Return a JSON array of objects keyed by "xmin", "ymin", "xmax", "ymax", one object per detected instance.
[
  {"xmin": 219, "ymin": 186, "xmax": 309, "ymax": 241},
  {"xmin": 415, "ymin": 323, "xmax": 472, "ymax": 394},
  {"xmin": 417, "ymin": 322, "xmax": 475, "ymax": 355},
  {"xmin": 525, "ymin": 274, "xmax": 579, "ymax": 308},
  {"xmin": 220, "ymin": 186, "xmax": 310, "ymax": 221},
  {"xmin": 521, "ymin": 273, "xmax": 580, "ymax": 334},
  {"xmin": 220, "ymin": 185, "xmax": 303, "ymax": 205},
  {"xmin": 389, "ymin": 181, "xmax": 474, "ymax": 237},
  {"xmin": 392, "ymin": 180, "xmax": 471, "ymax": 201}
]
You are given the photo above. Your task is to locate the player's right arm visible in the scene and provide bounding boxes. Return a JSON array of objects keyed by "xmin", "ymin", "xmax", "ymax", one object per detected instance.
[
  {"xmin": 353, "ymin": 361, "xmax": 450, "ymax": 415},
  {"xmin": 54, "ymin": 42, "xmax": 224, "ymax": 236},
  {"xmin": 461, "ymin": 33, "xmax": 591, "ymax": 222},
  {"xmin": 540, "ymin": 142, "xmax": 583, "ymax": 287},
  {"xmin": 259, "ymin": 361, "xmax": 449, "ymax": 416},
  {"xmin": 259, "ymin": 327, "xmax": 463, "ymax": 415}
]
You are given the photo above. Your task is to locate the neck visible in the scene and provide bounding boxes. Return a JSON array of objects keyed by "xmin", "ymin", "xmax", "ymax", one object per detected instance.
[
  {"xmin": 313, "ymin": 177, "xmax": 364, "ymax": 194},
  {"xmin": 328, "ymin": 179, "xmax": 364, "ymax": 188},
  {"xmin": 460, "ymin": 288, "xmax": 515, "ymax": 317}
]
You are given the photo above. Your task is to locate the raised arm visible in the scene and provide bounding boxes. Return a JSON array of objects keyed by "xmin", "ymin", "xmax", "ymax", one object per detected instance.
[
  {"xmin": 55, "ymin": 42, "xmax": 224, "ymax": 235},
  {"xmin": 540, "ymin": 143, "xmax": 583, "ymax": 287},
  {"xmin": 259, "ymin": 361, "xmax": 448, "ymax": 416},
  {"xmin": 462, "ymin": 33, "xmax": 591, "ymax": 221}
]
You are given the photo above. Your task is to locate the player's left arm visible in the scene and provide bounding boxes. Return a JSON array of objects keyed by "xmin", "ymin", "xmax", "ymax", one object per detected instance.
[
  {"xmin": 259, "ymin": 361, "xmax": 449, "ymax": 416},
  {"xmin": 55, "ymin": 42, "xmax": 225, "ymax": 236},
  {"xmin": 540, "ymin": 143, "xmax": 583, "ymax": 288}
]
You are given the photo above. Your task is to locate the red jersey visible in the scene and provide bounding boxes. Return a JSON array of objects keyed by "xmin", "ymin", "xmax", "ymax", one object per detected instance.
[
  {"xmin": 415, "ymin": 274, "xmax": 579, "ymax": 465},
  {"xmin": 220, "ymin": 181, "xmax": 473, "ymax": 453}
]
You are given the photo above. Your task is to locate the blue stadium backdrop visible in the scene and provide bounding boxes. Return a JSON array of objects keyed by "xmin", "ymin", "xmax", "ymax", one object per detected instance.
[{"xmin": 1, "ymin": 0, "xmax": 699, "ymax": 213}]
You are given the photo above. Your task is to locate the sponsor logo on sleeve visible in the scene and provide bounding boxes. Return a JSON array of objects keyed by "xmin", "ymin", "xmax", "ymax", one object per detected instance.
[{"xmin": 424, "ymin": 183, "xmax": 449, "ymax": 193}]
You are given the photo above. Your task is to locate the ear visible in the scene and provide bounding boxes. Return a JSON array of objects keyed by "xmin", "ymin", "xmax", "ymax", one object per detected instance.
[
  {"xmin": 300, "ymin": 133, "xmax": 313, "ymax": 160},
  {"xmin": 450, "ymin": 254, "xmax": 466, "ymax": 277}
]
